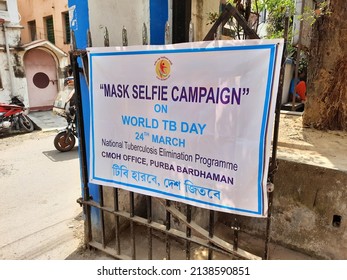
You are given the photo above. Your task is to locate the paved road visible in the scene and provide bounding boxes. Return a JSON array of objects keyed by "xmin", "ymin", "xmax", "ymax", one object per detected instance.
[{"xmin": 0, "ymin": 130, "xmax": 83, "ymax": 260}]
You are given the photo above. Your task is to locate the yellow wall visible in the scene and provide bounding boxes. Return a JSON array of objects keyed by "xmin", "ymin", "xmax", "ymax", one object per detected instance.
[{"xmin": 191, "ymin": 0, "xmax": 220, "ymax": 41}]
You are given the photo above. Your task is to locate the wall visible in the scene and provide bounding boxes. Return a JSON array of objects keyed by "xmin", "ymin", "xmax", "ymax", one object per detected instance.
[
  {"xmin": 191, "ymin": 0, "xmax": 219, "ymax": 41},
  {"xmin": 0, "ymin": 1, "xmax": 25, "ymax": 104},
  {"xmin": 0, "ymin": 0, "xmax": 20, "ymax": 22},
  {"xmin": 88, "ymin": 0, "xmax": 150, "ymax": 47},
  {"xmin": 17, "ymin": 0, "xmax": 70, "ymax": 53},
  {"xmin": 292, "ymin": 0, "xmax": 314, "ymax": 48},
  {"xmin": 219, "ymin": 159, "xmax": 347, "ymax": 259}
]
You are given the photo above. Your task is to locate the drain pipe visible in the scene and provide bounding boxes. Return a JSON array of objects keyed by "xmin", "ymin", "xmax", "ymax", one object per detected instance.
[{"xmin": 0, "ymin": 18, "xmax": 15, "ymax": 97}]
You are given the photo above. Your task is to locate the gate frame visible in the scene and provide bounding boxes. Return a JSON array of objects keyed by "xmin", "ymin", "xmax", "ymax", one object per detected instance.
[{"xmin": 71, "ymin": 3, "xmax": 289, "ymax": 260}]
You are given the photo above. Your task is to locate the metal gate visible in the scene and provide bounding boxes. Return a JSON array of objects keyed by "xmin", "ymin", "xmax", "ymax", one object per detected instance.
[{"xmin": 71, "ymin": 3, "xmax": 288, "ymax": 260}]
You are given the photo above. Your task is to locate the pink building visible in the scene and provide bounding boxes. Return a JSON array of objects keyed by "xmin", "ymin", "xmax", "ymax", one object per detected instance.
[{"xmin": 16, "ymin": 0, "xmax": 71, "ymax": 110}]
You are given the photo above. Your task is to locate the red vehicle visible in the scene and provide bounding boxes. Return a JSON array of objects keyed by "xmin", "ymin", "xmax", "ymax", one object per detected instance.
[{"xmin": 0, "ymin": 96, "xmax": 34, "ymax": 134}]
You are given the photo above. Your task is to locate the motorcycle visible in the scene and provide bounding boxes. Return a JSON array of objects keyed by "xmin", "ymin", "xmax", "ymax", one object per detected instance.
[
  {"xmin": 53, "ymin": 78, "xmax": 77, "ymax": 152},
  {"xmin": 0, "ymin": 96, "xmax": 34, "ymax": 134}
]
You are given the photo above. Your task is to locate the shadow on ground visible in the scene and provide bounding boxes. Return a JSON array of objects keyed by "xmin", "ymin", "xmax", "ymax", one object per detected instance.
[{"xmin": 42, "ymin": 147, "xmax": 79, "ymax": 162}]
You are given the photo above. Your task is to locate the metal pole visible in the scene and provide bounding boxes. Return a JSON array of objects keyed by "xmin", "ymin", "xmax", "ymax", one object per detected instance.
[
  {"xmin": 165, "ymin": 200, "xmax": 171, "ymax": 260},
  {"xmin": 185, "ymin": 205, "xmax": 192, "ymax": 259},
  {"xmin": 122, "ymin": 26, "xmax": 128, "ymax": 46},
  {"xmin": 147, "ymin": 196, "xmax": 152, "ymax": 260},
  {"xmin": 71, "ymin": 49, "xmax": 92, "ymax": 248},
  {"xmin": 113, "ymin": 188, "xmax": 121, "ymax": 255},
  {"xmin": 292, "ymin": 0, "xmax": 305, "ymax": 111},
  {"xmin": 142, "ymin": 23, "xmax": 148, "ymax": 45},
  {"xmin": 129, "ymin": 192, "xmax": 136, "ymax": 259},
  {"xmin": 208, "ymin": 210, "xmax": 215, "ymax": 260},
  {"xmin": 264, "ymin": 7, "xmax": 290, "ymax": 260}
]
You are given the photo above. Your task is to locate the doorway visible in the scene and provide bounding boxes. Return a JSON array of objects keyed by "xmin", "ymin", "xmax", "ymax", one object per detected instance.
[
  {"xmin": 172, "ymin": 0, "xmax": 192, "ymax": 43},
  {"xmin": 24, "ymin": 49, "xmax": 58, "ymax": 111}
]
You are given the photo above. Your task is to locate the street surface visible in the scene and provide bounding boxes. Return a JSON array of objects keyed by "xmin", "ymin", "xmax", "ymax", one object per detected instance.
[{"xmin": 0, "ymin": 130, "xmax": 83, "ymax": 259}]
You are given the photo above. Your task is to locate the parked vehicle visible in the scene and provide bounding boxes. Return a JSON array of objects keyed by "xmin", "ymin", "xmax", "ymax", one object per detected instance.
[
  {"xmin": 0, "ymin": 96, "xmax": 34, "ymax": 134},
  {"xmin": 53, "ymin": 77, "xmax": 77, "ymax": 152}
]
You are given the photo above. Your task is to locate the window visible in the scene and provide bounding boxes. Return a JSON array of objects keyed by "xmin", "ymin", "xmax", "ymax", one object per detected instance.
[
  {"xmin": 28, "ymin": 20, "xmax": 37, "ymax": 41},
  {"xmin": 62, "ymin": 11, "xmax": 71, "ymax": 44},
  {"xmin": 0, "ymin": 0, "xmax": 8, "ymax": 11},
  {"xmin": 44, "ymin": 15, "xmax": 55, "ymax": 44}
]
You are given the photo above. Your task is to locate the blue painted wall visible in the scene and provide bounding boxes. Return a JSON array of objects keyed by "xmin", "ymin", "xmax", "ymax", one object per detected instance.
[
  {"xmin": 150, "ymin": 0, "xmax": 169, "ymax": 44},
  {"xmin": 68, "ymin": 0, "xmax": 89, "ymax": 50}
]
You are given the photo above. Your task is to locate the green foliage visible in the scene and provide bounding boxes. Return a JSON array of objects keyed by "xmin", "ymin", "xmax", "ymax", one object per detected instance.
[
  {"xmin": 255, "ymin": 0, "xmax": 295, "ymax": 14},
  {"xmin": 255, "ymin": 0, "xmax": 295, "ymax": 38},
  {"xmin": 301, "ymin": 1, "xmax": 331, "ymax": 26},
  {"xmin": 206, "ymin": 1, "xmax": 330, "ymax": 47},
  {"xmin": 206, "ymin": 11, "xmax": 220, "ymax": 25}
]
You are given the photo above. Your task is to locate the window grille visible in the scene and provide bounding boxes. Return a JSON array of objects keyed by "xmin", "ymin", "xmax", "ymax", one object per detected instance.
[{"xmin": 45, "ymin": 16, "xmax": 55, "ymax": 44}]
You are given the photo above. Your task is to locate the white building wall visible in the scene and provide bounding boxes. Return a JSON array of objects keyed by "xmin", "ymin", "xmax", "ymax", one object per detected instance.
[
  {"xmin": 0, "ymin": 0, "xmax": 24, "ymax": 104},
  {"xmin": 6, "ymin": 0, "xmax": 20, "ymax": 23},
  {"xmin": 88, "ymin": 0, "xmax": 150, "ymax": 47},
  {"xmin": 0, "ymin": 0, "xmax": 20, "ymax": 23}
]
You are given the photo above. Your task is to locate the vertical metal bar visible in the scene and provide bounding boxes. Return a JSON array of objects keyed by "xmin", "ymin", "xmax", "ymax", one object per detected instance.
[
  {"xmin": 70, "ymin": 47, "xmax": 92, "ymax": 248},
  {"xmin": 122, "ymin": 26, "xmax": 128, "ymax": 46},
  {"xmin": 142, "ymin": 23, "xmax": 148, "ymax": 45},
  {"xmin": 99, "ymin": 185, "xmax": 106, "ymax": 248},
  {"xmin": 165, "ymin": 21, "xmax": 171, "ymax": 45},
  {"xmin": 147, "ymin": 196, "xmax": 152, "ymax": 260},
  {"xmin": 232, "ymin": 218, "xmax": 240, "ymax": 251},
  {"xmin": 103, "ymin": 26, "xmax": 109, "ymax": 47},
  {"xmin": 87, "ymin": 29, "xmax": 92, "ymax": 48},
  {"xmin": 185, "ymin": 205, "xmax": 192, "ymax": 260},
  {"xmin": 189, "ymin": 20, "xmax": 194, "ymax": 42},
  {"xmin": 264, "ymin": 8, "xmax": 290, "ymax": 260},
  {"xmin": 208, "ymin": 210, "xmax": 215, "ymax": 260},
  {"xmin": 113, "ymin": 188, "xmax": 120, "ymax": 255},
  {"xmin": 165, "ymin": 200, "xmax": 171, "ymax": 260},
  {"xmin": 129, "ymin": 192, "xmax": 136, "ymax": 259}
]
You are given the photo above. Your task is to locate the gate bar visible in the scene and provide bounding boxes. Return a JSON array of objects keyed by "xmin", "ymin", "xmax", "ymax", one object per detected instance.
[
  {"xmin": 185, "ymin": 205, "xmax": 192, "ymax": 260},
  {"xmin": 156, "ymin": 199, "xmax": 261, "ymax": 260},
  {"xmin": 79, "ymin": 199, "xmax": 254, "ymax": 259},
  {"xmin": 165, "ymin": 200, "xmax": 171, "ymax": 260},
  {"xmin": 208, "ymin": 210, "xmax": 215, "ymax": 260},
  {"xmin": 113, "ymin": 188, "xmax": 121, "ymax": 255},
  {"xmin": 99, "ymin": 185, "xmax": 106, "ymax": 248},
  {"xmin": 147, "ymin": 196, "xmax": 153, "ymax": 260},
  {"xmin": 129, "ymin": 192, "xmax": 136, "ymax": 259}
]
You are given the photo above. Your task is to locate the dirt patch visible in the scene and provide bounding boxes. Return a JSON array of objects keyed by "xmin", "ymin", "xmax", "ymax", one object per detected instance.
[{"xmin": 278, "ymin": 113, "xmax": 347, "ymax": 171}]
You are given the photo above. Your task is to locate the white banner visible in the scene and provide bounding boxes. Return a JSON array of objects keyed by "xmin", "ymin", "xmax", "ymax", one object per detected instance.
[{"xmin": 88, "ymin": 40, "xmax": 283, "ymax": 217}]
